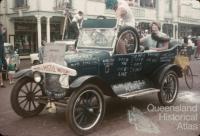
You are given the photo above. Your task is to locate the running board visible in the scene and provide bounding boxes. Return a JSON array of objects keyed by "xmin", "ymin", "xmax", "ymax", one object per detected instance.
[{"xmin": 118, "ymin": 88, "xmax": 160, "ymax": 99}]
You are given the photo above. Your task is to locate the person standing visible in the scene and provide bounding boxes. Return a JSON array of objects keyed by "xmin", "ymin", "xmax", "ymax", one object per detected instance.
[
  {"xmin": 0, "ymin": 22, "xmax": 7, "ymax": 87},
  {"xmin": 113, "ymin": 0, "xmax": 135, "ymax": 27},
  {"xmin": 6, "ymin": 56, "xmax": 15, "ymax": 84},
  {"xmin": 38, "ymin": 40, "xmax": 46, "ymax": 64},
  {"xmin": 68, "ymin": 11, "xmax": 84, "ymax": 40}
]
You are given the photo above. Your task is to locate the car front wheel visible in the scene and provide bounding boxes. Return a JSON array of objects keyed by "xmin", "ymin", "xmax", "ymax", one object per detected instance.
[
  {"xmin": 11, "ymin": 77, "xmax": 46, "ymax": 117},
  {"xmin": 66, "ymin": 84, "xmax": 105, "ymax": 135},
  {"xmin": 158, "ymin": 70, "xmax": 179, "ymax": 106}
]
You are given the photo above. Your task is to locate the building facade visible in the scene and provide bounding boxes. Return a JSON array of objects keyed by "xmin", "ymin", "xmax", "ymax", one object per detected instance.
[{"xmin": 1, "ymin": 0, "xmax": 200, "ymax": 56}]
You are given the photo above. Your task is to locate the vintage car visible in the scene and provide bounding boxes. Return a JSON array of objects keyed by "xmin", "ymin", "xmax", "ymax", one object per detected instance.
[
  {"xmin": 11, "ymin": 18, "xmax": 182, "ymax": 135},
  {"xmin": 4, "ymin": 42, "xmax": 20, "ymax": 71}
]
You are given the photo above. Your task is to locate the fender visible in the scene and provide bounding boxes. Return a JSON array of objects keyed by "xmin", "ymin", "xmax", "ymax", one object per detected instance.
[
  {"xmin": 152, "ymin": 64, "xmax": 182, "ymax": 86},
  {"xmin": 14, "ymin": 69, "xmax": 33, "ymax": 79},
  {"xmin": 70, "ymin": 75, "xmax": 117, "ymax": 97}
]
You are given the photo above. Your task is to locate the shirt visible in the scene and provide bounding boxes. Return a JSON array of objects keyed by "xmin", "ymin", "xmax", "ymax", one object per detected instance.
[{"xmin": 117, "ymin": 0, "xmax": 135, "ymax": 27}]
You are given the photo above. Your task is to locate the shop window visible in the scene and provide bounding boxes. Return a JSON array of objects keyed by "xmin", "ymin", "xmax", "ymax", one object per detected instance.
[
  {"xmin": 105, "ymin": 0, "xmax": 116, "ymax": 9},
  {"xmin": 105, "ymin": 0, "xmax": 136, "ymax": 9},
  {"xmin": 15, "ymin": 0, "xmax": 28, "ymax": 8},
  {"xmin": 140, "ymin": 0, "xmax": 156, "ymax": 8},
  {"xmin": 163, "ymin": 24, "xmax": 173, "ymax": 38},
  {"xmin": 165, "ymin": 0, "xmax": 172, "ymax": 13}
]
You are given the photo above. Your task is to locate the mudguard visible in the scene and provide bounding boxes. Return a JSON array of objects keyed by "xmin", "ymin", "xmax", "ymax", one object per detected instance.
[
  {"xmin": 70, "ymin": 75, "xmax": 117, "ymax": 97},
  {"xmin": 14, "ymin": 69, "xmax": 33, "ymax": 79},
  {"xmin": 152, "ymin": 64, "xmax": 182, "ymax": 87}
]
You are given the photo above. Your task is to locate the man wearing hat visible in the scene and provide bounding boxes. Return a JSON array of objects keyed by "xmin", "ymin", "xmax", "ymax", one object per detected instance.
[
  {"xmin": 0, "ymin": 22, "xmax": 7, "ymax": 87},
  {"xmin": 68, "ymin": 11, "xmax": 84, "ymax": 40},
  {"xmin": 140, "ymin": 21, "xmax": 170, "ymax": 51}
]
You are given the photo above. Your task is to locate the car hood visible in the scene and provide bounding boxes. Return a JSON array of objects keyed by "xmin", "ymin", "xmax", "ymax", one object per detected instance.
[{"xmin": 64, "ymin": 49, "xmax": 111, "ymax": 64}]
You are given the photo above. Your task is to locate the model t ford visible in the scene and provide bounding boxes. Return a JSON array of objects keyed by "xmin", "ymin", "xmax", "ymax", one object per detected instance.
[{"xmin": 11, "ymin": 18, "xmax": 182, "ymax": 135}]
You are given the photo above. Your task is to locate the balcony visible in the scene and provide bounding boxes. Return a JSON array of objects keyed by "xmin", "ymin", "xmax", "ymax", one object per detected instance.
[{"xmin": 14, "ymin": 0, "xmax": 29, "ymax": 10}]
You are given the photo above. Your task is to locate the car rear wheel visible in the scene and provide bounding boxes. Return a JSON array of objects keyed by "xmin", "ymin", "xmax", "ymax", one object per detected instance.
[
  {"xmin": 158, "ymin": 70, "xmax": 179, "ymax": 106},
  {"xmin": 11, "ymin": 77, "xmax": 46, "ymax": 117},
  {"xmin": 66, "ymin": 84, "xmax": 105, "ymax": 135}
]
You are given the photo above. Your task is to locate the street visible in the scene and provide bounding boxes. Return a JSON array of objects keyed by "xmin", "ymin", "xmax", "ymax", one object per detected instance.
[{"xmin": 0, "ymin": 59, "xmax": 200, "ymax": 136}]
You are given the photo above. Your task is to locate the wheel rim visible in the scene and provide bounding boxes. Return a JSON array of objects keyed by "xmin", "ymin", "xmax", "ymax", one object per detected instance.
[
  {"xmin": 161, "ymin": 73, "xmax": 178, "ymax": 103},
  {"xmin": 17, "ymin": 81, "xmax": 43, "ymax": 112},
  {"xmin": 73, "ymin": 89, "xmax": 103, "ymax": 131},
  {"xmin": 184, "ymin": 66, "xmax": 193, "ymax": 89},
  {"xmin": 117, "ymin": 30, "xmax": 138, "ymax": 53}
]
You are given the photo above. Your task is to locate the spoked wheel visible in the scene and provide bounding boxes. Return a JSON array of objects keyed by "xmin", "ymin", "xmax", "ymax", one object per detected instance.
[
  {"xmin": 158, "ymin": 70, "xmax": 179, "ymax": 106},
  {"xmin": 66, "ymin": 84, "xmax": 105, "ymax": 135},
  {"xmin": 116, "ymin": 26, "xmax": 140, "ymax": 54},
  {"xmin": 184, "ymin": 66, "xmax": 193, "ymax": 89},
  {"xmin": 11, "ymin": 77, "xmax": 46, "ymax": 117}
]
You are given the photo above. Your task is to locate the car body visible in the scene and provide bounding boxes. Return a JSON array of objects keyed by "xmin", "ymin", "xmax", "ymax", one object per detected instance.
[
  {"xmin": 4, "ymin": 43, "xmax": 20, "ymax": 71},
  {"xmin": 11, "ymin": 18, "xmax": 182, "ymax": 135}
]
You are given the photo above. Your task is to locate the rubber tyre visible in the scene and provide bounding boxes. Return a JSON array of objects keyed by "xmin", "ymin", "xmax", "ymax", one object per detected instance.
[
  {"xmin": 158, "ymin": 70, "xmax": 179, "ymax": 106},
  {"xmin": 184, "ymin": 66, "xmax": 193, "ymax": 89},
  {"xmin": 11, "ymin": 77, "xmax": 46, "ymax": 118},
  {"xmin": 117, "ymin": 26, "xmax": 140, "ymax": 53},
  {"xmin": 66, "ymin": 84, "xmax": 105, "ymax": 135}
]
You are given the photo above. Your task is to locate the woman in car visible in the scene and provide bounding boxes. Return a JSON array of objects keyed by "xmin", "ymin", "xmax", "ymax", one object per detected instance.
[{"xmin": 140, "ymin": 21, "xmax": 170, "ymax": 51}]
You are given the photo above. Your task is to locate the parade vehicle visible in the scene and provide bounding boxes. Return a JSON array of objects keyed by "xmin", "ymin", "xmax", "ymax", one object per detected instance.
[{"xmin": 11, "ymin": 18, "xmax": 183, "ymax": 135}]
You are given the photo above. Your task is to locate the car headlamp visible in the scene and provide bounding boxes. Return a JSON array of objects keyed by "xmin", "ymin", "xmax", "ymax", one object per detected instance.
[{"xmin": 33, "ymin": 71, "xmax": 43, "ymax": 83}]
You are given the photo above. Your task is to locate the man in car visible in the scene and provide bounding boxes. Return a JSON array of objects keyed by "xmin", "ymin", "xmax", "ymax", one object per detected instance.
[{"xmin": 140, "ymin": 21, "xmax": 170, "ymax": 51}]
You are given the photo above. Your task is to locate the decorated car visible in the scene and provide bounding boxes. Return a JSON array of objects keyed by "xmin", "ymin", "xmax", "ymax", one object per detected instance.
[{"xmin": 11, "ymin": 18, "xmax": 182, "ymax": 135}]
